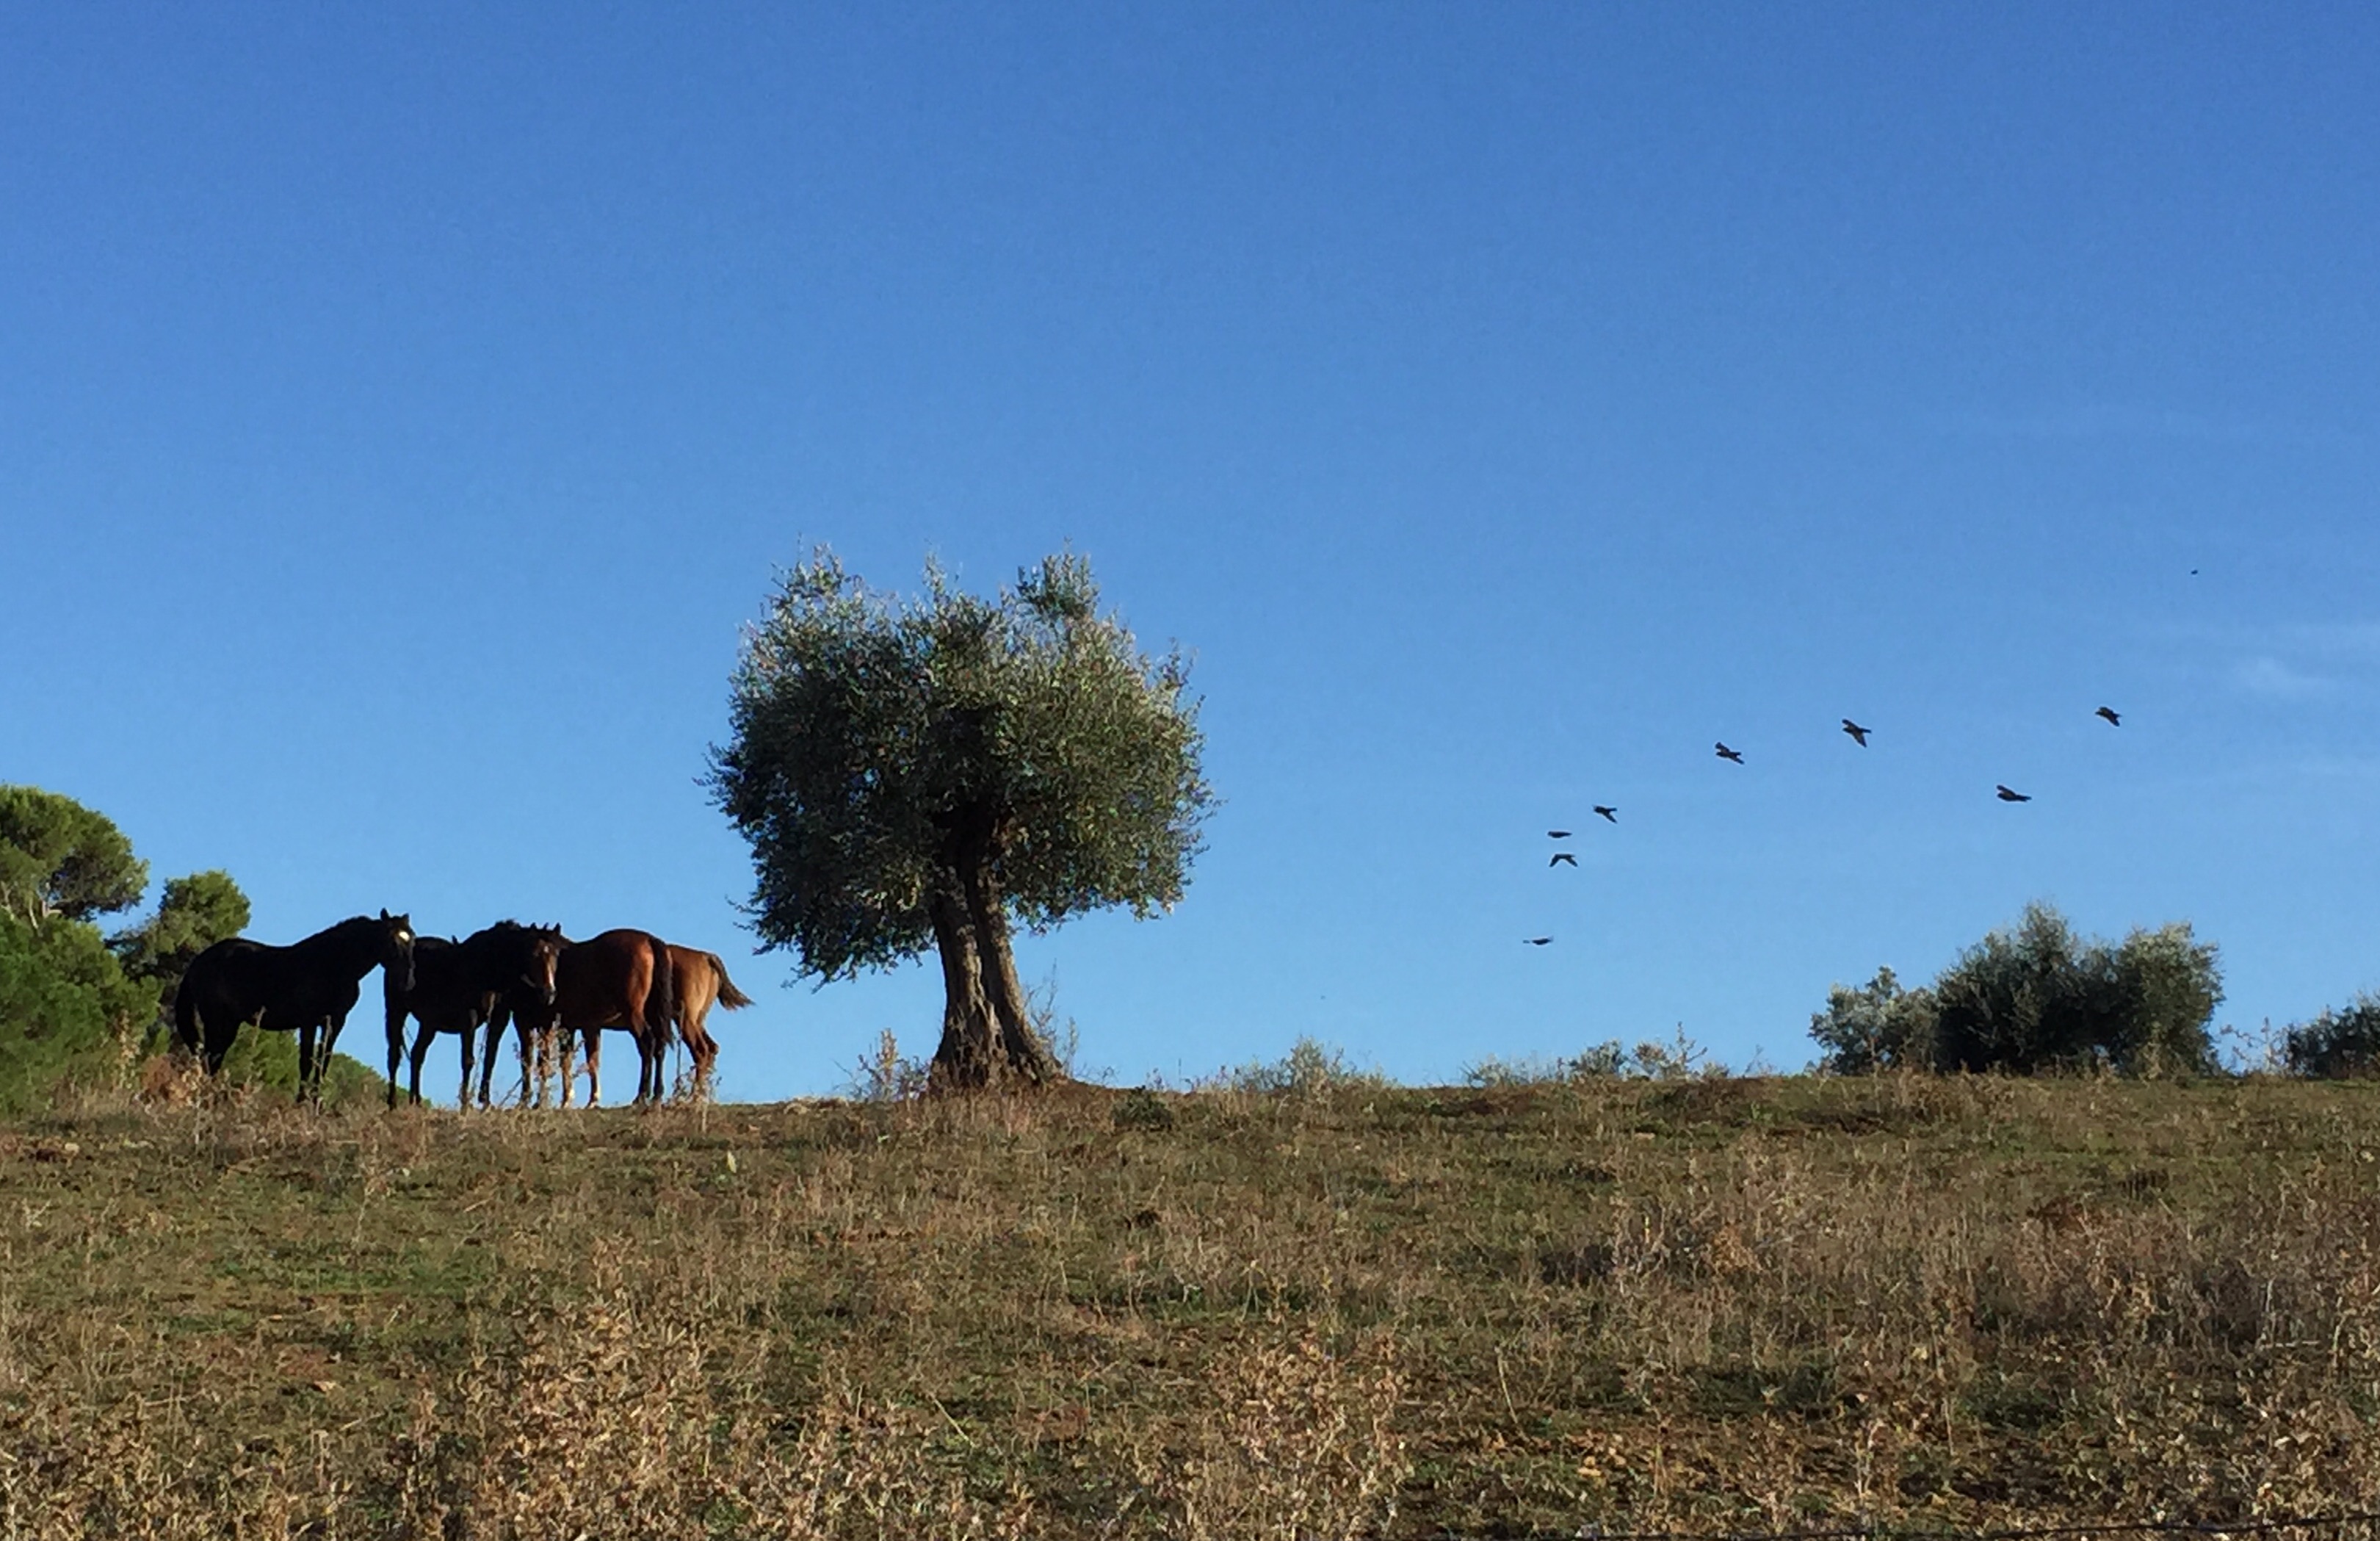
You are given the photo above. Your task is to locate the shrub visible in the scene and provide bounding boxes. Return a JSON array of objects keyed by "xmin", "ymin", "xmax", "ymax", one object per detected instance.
[
  {"xmin": 1819, "ymin": 904, "xmax": 2221, "ymax": 1077},
  {"xmin": 1112, "ymin": 1086, "xmax": 1176, "ymax": 1130},
  {"xmin": 0, "ymin": 909, "xmax": 149, "ymax": 1114},
  {"xmin": 1463, "ymin": 1029, "xmax": 1720, "ymax": 1086},
  {"xmin": 1212, "ymin": 1036, "xmax": 1386, "ymax": 1096},
  {"xmin": 2285, "ymin": 994, "xmax": 2380, "ymax": 1079},
  {"xmin": 1809, "ymin": 966, "xmax": 1939, "ymax": 1074}
]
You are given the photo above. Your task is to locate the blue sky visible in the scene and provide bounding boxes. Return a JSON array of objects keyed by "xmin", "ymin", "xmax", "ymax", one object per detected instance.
[{"xmin": 5, "ymin": 4, "xmax": 2376, "ymax": 1098}]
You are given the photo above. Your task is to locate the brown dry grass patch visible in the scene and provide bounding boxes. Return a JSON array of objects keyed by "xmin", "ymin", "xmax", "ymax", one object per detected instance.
[{"xmin": 3, "ymin": 1074, "xmax": 2379, "ymax": 1535}]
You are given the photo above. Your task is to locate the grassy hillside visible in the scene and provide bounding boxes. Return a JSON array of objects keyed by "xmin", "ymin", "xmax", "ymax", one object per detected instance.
[{"xmin": 4, "ymin": 1073, "xmax": 2379, "ymax": 1537}]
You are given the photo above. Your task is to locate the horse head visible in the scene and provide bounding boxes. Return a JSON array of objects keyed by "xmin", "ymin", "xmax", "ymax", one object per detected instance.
[
  {"xmin": 521, "ymin": 923, "xmax": 565, "ymax": 1007},
  {"xmin": 377, "ymin": 909, "xmax": 418, "ymax": 995}
]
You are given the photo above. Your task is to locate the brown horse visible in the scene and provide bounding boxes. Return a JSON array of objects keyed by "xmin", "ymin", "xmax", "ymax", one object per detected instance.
[
  {"xmin": 485, "ymin": 928, "xmax": 675, "ymax": 1108},
  {"xmin": 662, "ymin": 943, "xmax": 751, "ymax": 1100}
]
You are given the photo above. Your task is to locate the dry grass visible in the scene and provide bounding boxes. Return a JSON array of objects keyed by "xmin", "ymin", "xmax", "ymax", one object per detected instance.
[{"xmin": 3, "ymin": 1072, "xmax": 2379, "ymax": 1536}]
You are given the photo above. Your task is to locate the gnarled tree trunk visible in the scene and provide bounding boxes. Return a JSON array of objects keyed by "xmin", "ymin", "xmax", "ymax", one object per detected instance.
[{"xmin": 926, "ymin": 812, "xmax": 1060, "ymax": 1091}]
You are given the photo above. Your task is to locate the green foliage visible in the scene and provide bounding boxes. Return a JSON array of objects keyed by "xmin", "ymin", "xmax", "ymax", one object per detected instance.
[
  {"xmin": 109, "ymin": 869, "xmax": 252, "ymax": 1033},
  {"xmin": 2284, "ymin": 994, "xmax": 2380, "ymax": 1079},
  {"xmin": 0, "ymin": 787, "xmax": 263, "ymax": 1111},
  {"xmin": 1809, "ymin": 967, "xmax": 1939, "ymax": 1075},
  {"xmin": 1212, "ymin": 1036, "xmax": 1387, "ymax": 1096},
  {"xmin": 1464, "ymin": 1029, "xmax": 1719, "ymax": 1086},
  {"xmin": 1111, "ymin": 1086, "xmax": 1176, "ymax": 1130},
  {"xmin": 0, "ymin": 909, "xmax": 149, "ymax": 1114},
  {"xmin": 0, "ymin": 784, "xmax": 148, "ymax": 926},
  {"xmin": 2108, "ymin": 922, "xmax": 2227, "ymax": 1075},
  {"xmin": 1823, "ymin": 903, "xmax": 2222, "ymax": 1077},
  {"xmin": 708, "ymin": 549, "xmax": 1215, "ymax": 981},
  {"xmin": 212, "ymin": 1022, "xmax": 388, "ymax": 1108}
]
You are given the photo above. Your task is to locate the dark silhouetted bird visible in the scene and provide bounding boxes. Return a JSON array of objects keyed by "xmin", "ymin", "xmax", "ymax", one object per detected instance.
[
  {"xmin": 1594, "ymin": 806, "xmax": 1618, "ymax": 823},
  {"xmin": 1996, "ymin": 784, "xmax": 2031, "ymax": 803},
  {"xmin": 1547, "ymin": 829, "xmax": 1572, "ymax": 840},
  {"xmin": 1842, "ymin": 719, "xmax": 1870, "ymax": 746},
  {"xmin": 2096, "ymin": 707, "xmax": 2121, "ymax": 726},
  {"xmin": 1523, "ymin": 936, "xmax": 1553, "ymax": 946},
  {"xmin": 1549, "ymin": 852, "xmax": 1577, "ymax": 867},
  {"xmin": 1715, "ymin": 742, "xmax": 1745, "ymax": 763}
]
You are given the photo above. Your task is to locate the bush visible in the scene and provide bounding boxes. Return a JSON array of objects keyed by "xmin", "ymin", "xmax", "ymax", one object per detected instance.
[
  {"xmin": 1463, "ymin": 1029, "xmax": 1720, "ymax": 1086},
  {"xmin": 1112, "ymin": 1086, "xmax": 1176, "ymax": 1130},
  {"xmin": 2285, "ymin": 995, "xmax": 2380, "ymax": 1079},
  {"xmin": 0, "ymin": 909, "xmax": 150, "ymax": 1113},
  {"xmin": 1212, "ymin": 1036, "xmax": 1386, "ymax": 1096},
  {"xmin": 1809, "ymin": 967, "xmax": 1937, "ymax": 1075},
  {"xmin": 1819, "ymin": 904, "xmax": 2221, "ymax": 1078},
  {"xmin": 210, "ymin": 1023, "xmax": 388, "ymax": 1108}
]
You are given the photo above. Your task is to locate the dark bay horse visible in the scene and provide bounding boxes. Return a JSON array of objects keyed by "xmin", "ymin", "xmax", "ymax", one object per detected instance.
[
  {"xmin": 485, "ymin": 928, "xmax": 675, "ymax": 1108},
  {"xmin": 662, "ymin": 942, "xmax": 750, "ymax": 1100},
  {"xmin": 175, "ymin": 911, "xmax": 416, "ymax": 1100},
  {"xmin": 383, "ymin": 921, "xmax": 564, "ymax": 1108}
]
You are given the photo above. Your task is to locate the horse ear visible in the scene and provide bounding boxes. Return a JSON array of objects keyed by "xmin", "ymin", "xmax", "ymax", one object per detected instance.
[{"xmin": 380, "ymin": 908, "xmax": 391, "ymax": 920}]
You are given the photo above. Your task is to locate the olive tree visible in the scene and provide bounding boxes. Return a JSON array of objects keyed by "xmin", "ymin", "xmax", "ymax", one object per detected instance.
[
  {"xmin": 1809, "ymin": 966, "xmax": 1938, "ymax": 1074},
  {"xmin": 707, "ymin": 550, "xmax": 1214, "ymax": 1090},
  {"xmin": 1931, "ymin": 905, "xmax": 2221, "ymax": 1075}
]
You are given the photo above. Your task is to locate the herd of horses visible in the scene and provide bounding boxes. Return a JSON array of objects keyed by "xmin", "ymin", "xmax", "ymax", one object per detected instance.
[{"xmin": 170, "ymin": 911, "xmax": 752, "ymax": 1108}]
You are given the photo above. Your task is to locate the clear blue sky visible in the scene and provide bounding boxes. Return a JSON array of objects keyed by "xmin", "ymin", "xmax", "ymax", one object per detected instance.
[{"xmin": 6, "ymin": 4, "xmax": 2376, "ymax": 1098}]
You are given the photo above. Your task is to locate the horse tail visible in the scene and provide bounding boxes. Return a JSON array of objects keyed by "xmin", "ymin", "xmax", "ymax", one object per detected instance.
[
  {"xmin": 710, "ymin": 954, "xmax": 754, "ymax": 1011},
  {"xmin": 173, "ymin": 971, "xmax": 203, "ymax": 1056},
  {"xmin": 644, "ymin": 934, "xmax": 678, "ymax": 1036}
]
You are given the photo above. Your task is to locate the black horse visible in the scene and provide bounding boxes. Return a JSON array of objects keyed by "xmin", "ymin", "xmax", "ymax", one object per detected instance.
[
  {"xmin": 384, "ymin": 921, "xmax": 564, "ymax": 1108},
  {"xmin": 175, "ymin": 911, "xmax": 417, "ymax": 1101}
]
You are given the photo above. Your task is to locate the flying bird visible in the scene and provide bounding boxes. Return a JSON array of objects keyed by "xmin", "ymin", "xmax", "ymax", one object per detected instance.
[
  {"xmin": 1523, "ymin": 936, "xmax": 1553, "ymax": 946},
  {"xmin": 1842, "ymin": 719, "xmax": 1871, "ymax": 747},
  {"xmin": 2096, "ymin": 706, "xmax": 2121, "ymax": 726},
  {"xmin": 1547, "ymin": 829, "xmax": 1572, "ymax": 840},
  {"xmin": 1996, "ymin": 784, "xmax": 2031, "ymax": 803},
  {"xmin": 1594, "ymin": 806, "xmax": 1618, "ymax": 823},
  {"xmin": 1549, "ymin": 852, "xmax": 1578, "ymax": 867},
  {"xmin": 1715, "ymin": 742, "xmax": 1745, "ymax": 764}
]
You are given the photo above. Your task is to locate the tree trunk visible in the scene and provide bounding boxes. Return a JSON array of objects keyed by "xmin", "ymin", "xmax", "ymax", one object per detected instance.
[{"xmin": 926, "ymin": 819, "xmax": 1060, "ymax": 1092}]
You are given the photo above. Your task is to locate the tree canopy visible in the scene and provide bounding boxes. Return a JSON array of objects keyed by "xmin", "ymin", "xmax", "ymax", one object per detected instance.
[
  {"xmin": 2283, "ymin": 995, "xmax": 2380, "ymax": 1079},
  {"xmin": 110, "ymin": 868, "xmax": 253, "ymax": 1039},
  {"xmin": 708, "ymin": 549, "xmax": 1214, "ymax": 1088},
  {"xmin": 1811, "ymin": 902, "xmax": 2221, "ymax": 1077},
  {"xmin": 0, "ymin": 787, "xmax": 343, "ymax": 1109},
  {"xmin": 0, "ymin": 784, "xmax": 148, "ymax": 927}
]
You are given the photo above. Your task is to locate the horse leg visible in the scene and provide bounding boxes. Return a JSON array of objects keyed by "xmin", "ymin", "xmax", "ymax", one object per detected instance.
[
  {"xmin": 385, "ymin": 1006, "xmax": 406, "ymax": 1111},
  {"xmin": 457, "ymin": 1022, "xmax": 477, "ymax": 1110},
  {"xmin": 474, "ymin": 1016, "xmax": 500, "ymax": 1108},
  {"xmin": 408, "ymin": 1023, "xmax": 432, "ymax": 1107},
  {"xmin": 298, "ymin": 1023, "xmax": 319, "ymax": 1104},
  {"xmin": 209, "ymin": 1019, "xmax": 239, "ymax": 1078},
  {"xmin": 583, "ymin": 1029, "xmax": 602, "ymax": 1108}
]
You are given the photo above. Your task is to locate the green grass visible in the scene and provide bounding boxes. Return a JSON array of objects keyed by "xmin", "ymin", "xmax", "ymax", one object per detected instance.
[{"xmin": 4, "ymin": 1072, "xmax": 2380, "ymax": 1537}]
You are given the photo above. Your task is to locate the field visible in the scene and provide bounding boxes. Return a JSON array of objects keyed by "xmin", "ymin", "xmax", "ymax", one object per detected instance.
[{"xmin": 4, "ymin": 1072, "xmax": 2380, "ymax": 1538}]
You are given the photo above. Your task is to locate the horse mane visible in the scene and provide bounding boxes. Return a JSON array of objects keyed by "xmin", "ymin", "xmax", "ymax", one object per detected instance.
[
  {"xmin": 314, "ymin": 914, "xmax": 390, "ymax": 947},
  {"xmin": 487, "ymin": 918, "xmax": 565, "ymax": 939}
]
